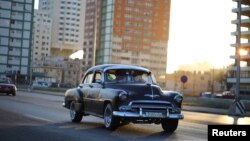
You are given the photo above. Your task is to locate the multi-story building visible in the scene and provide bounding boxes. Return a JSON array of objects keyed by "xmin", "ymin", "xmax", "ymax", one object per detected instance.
[
  {"xmin": 83, "ymin": 0, "xmax": 171, "ymax": 86},
  {"xmin": 32, "ymin": 57, "xmax": 83, "ymax": 87},
  {"xmin": 0, "ymin": 0, "xmax": 34, "ymax": 81},
  {"xmin": 167, "ymin": 70, "xmax": 226, "ymax": 96},
  {"xmin": 227, "ymin": 0, "xmax": 250, "ymax": 95},
  {"xmin": 83, "ymin": 0, "xmax": 101, "ymax": 68},
  {"xmin": 39, "ymin": 0, "xmax": 86, "ymax": 57},
  {"xmin": 33, "ymin": 10, "xmax": 52, "ymax": 61}
]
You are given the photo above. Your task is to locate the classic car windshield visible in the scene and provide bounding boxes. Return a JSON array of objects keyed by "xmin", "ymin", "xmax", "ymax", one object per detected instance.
[{"xmin": 105, "ymin": 69, "xmax": 155, "ymax": 84}]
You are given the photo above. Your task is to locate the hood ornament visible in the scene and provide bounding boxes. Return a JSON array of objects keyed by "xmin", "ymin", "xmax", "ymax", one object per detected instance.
[
  {"xmin": 144, "ymin": 94, "xmax": 160, "ymax": 99},
  {"xmin": 145, "ymin": 83, "xmax": 159, "ymax": 100}
]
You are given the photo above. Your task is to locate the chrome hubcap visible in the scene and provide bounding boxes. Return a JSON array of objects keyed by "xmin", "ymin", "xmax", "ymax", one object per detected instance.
[
  {"xmin": 70, "ymin": 103, "xmax": 76, "ymax": 120},
  {"xmin": 104, "ymin": 106, "xmax": 112, "ymax": 127}
]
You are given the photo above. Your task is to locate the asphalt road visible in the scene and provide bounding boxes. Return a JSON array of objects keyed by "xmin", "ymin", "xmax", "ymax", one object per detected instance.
[{"xmin": 0, "ymin": 91, "xmax": 249, "ymax": 141}]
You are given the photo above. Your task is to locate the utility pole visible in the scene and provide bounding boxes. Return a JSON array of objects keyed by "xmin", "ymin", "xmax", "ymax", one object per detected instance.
[{"xmin": 211, "ymin": 67, "xmax": 214, "ymax": 94}]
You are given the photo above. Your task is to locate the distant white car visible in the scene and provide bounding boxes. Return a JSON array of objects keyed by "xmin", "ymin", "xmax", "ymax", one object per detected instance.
[
  {"xmin": 200, "ymin": 91, "xmax": 213, "ymax": 98},
  {"xmin": 32, "ymin": 81, "xmax": 50, "ymax": 87},
  {"xmin": 222, "ymin": 91, "xmax": 235, "ymax": 99}
]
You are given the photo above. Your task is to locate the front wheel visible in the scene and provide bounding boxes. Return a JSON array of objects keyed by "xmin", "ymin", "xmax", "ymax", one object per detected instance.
[
  {"xmin": 161, "ymin": 119, "xmax": 179, "ymax": 133},
  {"xmin": 70, "ymin": 101, "xmax": 83, "ymax": 123},
  {"xmin": 104, "ymin": 103, "xmax": 119, "ymax": 130}
]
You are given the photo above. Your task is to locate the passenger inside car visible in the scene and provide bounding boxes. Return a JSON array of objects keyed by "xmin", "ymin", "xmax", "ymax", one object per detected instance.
[{"xmin": 115, "ymin": 70, "xmax": 127, "ymax": 82}]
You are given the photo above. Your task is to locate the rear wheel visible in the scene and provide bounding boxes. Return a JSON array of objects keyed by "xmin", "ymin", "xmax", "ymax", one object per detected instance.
[
  {"xmin": 104, "ymin": 103, "xmax": 119, "ymax": 130},
  {"xmin": 70, "ymin": 101, "xmax": 83, "ymax": 123},
  {"xmin": 161, "ymin": 119, "xmax": 179, "ymax": 133}
]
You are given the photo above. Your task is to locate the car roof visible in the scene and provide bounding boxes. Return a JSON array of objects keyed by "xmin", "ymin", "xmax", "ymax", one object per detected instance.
[{"xmin": 86, "ymin": 64, "xmax": 150, "ymax": 73}]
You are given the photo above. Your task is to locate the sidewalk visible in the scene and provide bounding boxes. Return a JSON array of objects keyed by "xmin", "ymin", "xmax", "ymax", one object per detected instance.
[
  {"xmin": 18, "ymin": 89, "xmax": 250, "ymax": 117},
  {"xmin": 183, "ymin": 105, "xmax": 250, "ymax": 117}
]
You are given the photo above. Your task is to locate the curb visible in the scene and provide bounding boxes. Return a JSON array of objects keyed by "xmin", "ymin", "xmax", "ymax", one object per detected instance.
[
  {"xmin": 18, "ymin": 89, "xmax": 64, "ymax": 97},
  {"xmin": 183, "ymin": 105, "xmax": 250, "ymax": 117}
]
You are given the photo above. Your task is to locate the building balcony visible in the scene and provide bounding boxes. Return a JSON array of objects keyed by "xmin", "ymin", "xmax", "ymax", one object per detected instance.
[
  {"xmin": 228, "ymin": 66, "xmax": 250, "ymax": 71},
  {"xmin": 233, "ymin": 0, "xmax": 250, "ymax": 6},
  {"xmin": 232, "ymin": 7, "xmax": 250, "ymax": 16},
  {"xmin": 227, "ymin": 77, "xmax": 250, "ymax": 83},
  {"xmin": 231, "ymin": 42, "xmax": 250, "ymax": 47},
  {"xmin": 231, "ymin": 30, "xmax": 250, "ymax": 39},
  {"xmin": 231, "ymin": 19, "xmax": 250, "ymax": 27},
  {"xmin": 230, "ymin": 54, "xmax": 250, "ymax": 61}
]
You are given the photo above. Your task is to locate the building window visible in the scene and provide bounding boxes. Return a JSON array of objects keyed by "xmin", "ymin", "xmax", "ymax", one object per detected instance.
[{"xmin": 10, "ymin": 20, "xmax": 15, "ymax": 24}]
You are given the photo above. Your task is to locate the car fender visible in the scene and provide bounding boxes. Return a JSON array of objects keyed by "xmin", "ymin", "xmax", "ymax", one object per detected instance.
[{"xmin": 64, "ymin": 88, "xmax": 84, "ymax": 108}]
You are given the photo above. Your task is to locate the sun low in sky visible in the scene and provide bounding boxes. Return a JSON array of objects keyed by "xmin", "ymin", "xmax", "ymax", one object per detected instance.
[{"xmin": 167, "ymin": 0, "xmax": 235, "ymax": 73}]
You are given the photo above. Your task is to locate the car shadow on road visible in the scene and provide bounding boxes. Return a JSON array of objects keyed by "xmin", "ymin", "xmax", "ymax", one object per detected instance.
[
  {"xmin": 53, "ymin": 120, "xmax": 177, "ymax": 141},
  {"xmin": 0, "ymin": 93, "xmax": 11, "ymax": 96},
  {"xmin": 0, "ymin": 120, "xmax": 177, "ymax": 141}
]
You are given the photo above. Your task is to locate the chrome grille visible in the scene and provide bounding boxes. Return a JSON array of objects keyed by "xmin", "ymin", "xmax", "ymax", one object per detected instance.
[{"xmin": 129, "ymin": 100, "xmax": 173, "ymax": 111}]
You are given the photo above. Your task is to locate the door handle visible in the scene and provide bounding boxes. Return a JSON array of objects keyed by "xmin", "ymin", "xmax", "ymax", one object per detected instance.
[{"xmin": 89, "ymin": 85, "xmax": 93, "ymax": 88}]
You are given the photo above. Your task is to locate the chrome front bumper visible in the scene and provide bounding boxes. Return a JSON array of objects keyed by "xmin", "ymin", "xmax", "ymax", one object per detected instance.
[
  {"xmin": 113, "ymin": 110, "xmax": 184, "ymax": 119},
  {"xmin": 113, "ymin": 100, "xmax": 184, "ymax": 119}
]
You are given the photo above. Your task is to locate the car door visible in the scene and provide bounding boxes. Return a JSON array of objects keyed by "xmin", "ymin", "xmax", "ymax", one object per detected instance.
[
  {"xmin": 80, "ymin": 71, "xmax": 94, "ymax": 113},
  {"xmin": 87, "ymin": 71, "xmax": 103, "ymax": 115}
]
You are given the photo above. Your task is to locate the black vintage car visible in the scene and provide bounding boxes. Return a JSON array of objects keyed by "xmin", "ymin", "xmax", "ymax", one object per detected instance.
[{"xmin": 63, "ymin": 64, "xmax": 184, "ymax": 132}]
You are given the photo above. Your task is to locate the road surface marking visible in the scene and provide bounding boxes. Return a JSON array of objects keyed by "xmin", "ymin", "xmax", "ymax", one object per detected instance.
[{"xmin": 24, "ymin": 114, "xmax": 54, "ymax": 123}]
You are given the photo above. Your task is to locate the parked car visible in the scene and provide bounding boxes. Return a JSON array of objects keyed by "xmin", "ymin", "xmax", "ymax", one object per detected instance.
[
  {"xmin": 63, "ymin": 64, "xmax": 184, "ymax": 132},
  {"xmin": 32, "ymin": 81, "xmax": 50, "ymax": 87},
  {"xmin": 200, "ymin": 91, "xmax": 213, "ymax": 98},
  {"xmin": 0, "ymin": 78, "xmax": 17, "ymax": 96},
  {"xmin": 222, "ymin": 91, "xmax": 235, "ymax": 99}
]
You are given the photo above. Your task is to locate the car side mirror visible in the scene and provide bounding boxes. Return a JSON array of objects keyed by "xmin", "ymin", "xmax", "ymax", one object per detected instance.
[
  {"xmin": 78, "ymin": 84, "xmax": 84, "ymax": 88},
  {"xmin": 95, "ymin": 79, "xmax": 105, "ymax": 88},
  {"xmin": 95, "ymin": 79, "xmax": 102, "ymax": 84}
]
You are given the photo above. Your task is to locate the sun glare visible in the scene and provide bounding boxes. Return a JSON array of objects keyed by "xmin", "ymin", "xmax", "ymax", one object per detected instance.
[
  {"xmin": 167, "ymin": 0, "xmax": 235, "ymax": 73},
  {"xmin": 70, "ymin": 50, "xmax": 83, "ymax": 59},
  {"xmin": 239, "ymin": 49, "xmax": 248, "ymax": 56}
]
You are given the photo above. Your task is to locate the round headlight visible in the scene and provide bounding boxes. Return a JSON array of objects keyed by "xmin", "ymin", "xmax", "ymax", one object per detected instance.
[
  {"xmin": 174, "ymin": 95, "xmax": 183, "ymax": 103},
  {"xmin": 119, "ymin": 91, "xmax": 128, "ymax": 101}
]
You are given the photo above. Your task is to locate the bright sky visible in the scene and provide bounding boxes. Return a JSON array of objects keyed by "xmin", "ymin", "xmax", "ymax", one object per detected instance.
[
  {"xmin": 35, "ymin": 0, "xmax": 236, "ymax": 73},
  {"xmin": 167, "ymin": 0, "xmax": 235, "ymax": 73}
]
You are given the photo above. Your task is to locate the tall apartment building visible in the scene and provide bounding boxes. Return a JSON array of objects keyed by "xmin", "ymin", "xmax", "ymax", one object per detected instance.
[
  {"xmin": 39, "ymin": 0, "xmax": 85, "ymax": 58},
  {"xmin": 33, "ymin": 10, "xmax": 52, "ymax": 61},
  {"xmin": 0, "ymin": 0, "xmax": 34, "ymax": 80},
  {"xmin": 83, "ymin": 0, "xmax": 101, "ymax": 68},
  {"xmin": 83, "ymin": 0, "xmax": 171, "ymax": 86},
  {"xmin": 227, "ymin": 0, "xmax": 250, "ymax": 95}
]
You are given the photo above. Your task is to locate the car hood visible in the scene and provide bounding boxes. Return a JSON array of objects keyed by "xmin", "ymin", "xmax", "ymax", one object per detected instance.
[
  {"xmin": 105, "ymin": 83, "xmax": 177, "ymax": 101},
  {"xmin": 0, "ymin": 83, "xmax": 16, "ymax": 87}
]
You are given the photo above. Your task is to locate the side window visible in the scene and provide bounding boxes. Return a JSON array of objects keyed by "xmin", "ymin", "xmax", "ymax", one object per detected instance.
[
  {"xmin": 93, "ymin": 72, "xmax": 102, "ymax": 83},
  {"xmin": 83, "ymin": 72, "xmax": 93, "ymax": 84},
  {"xmin": 106, "ymin": 70, "xmax": 116, "ymax": 82}
]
